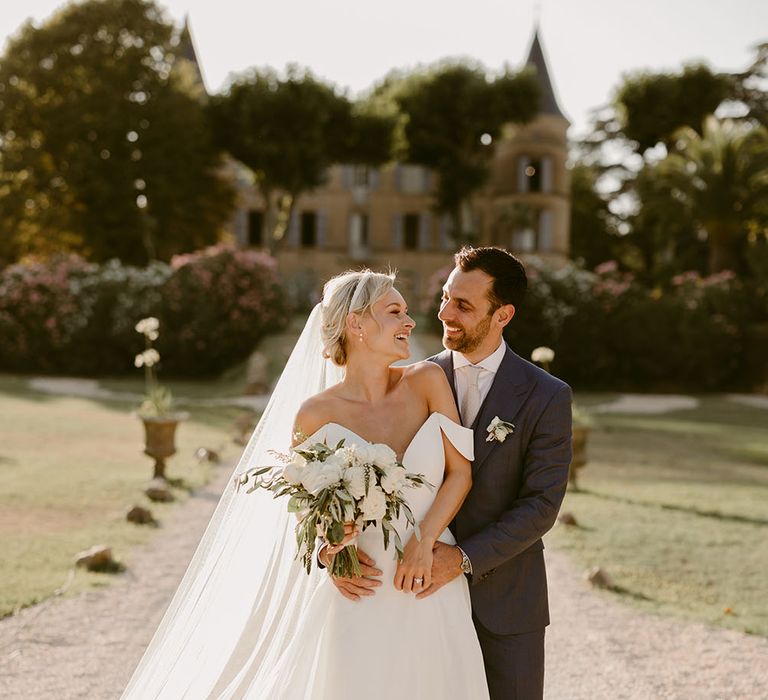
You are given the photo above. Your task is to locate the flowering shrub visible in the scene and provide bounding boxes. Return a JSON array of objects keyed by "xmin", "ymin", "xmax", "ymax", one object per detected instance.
[
  {"xmin": 0, "ymin": 255, "xmax": 95, "ymax": 372},
  {"xmin": 425, "ymin": 259, "xmax": 756, "ymax": 390},
  {"xmin": 158, "ymin": 245, "xmax": 290, "ymax": 375},
  {"xmin": 0, "ymin": 246, "xmax": 289, "ymax": 376}
]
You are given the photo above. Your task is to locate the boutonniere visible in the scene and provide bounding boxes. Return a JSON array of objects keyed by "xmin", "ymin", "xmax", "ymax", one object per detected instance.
[{"xmin": 486, "ymin": 416, "xmax": 515, "ymax": 443}]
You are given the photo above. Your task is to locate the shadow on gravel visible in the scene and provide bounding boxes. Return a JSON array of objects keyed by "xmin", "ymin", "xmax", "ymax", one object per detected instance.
[{"xmin": 611, "ymin": 585, "xmax": 654, "ymax": 602}]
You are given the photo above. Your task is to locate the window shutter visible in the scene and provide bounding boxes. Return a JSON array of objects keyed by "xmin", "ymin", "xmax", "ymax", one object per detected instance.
[
  {"xmin": 317, "ymin": 211, "xmax": 328, "ymax": 249},
  {"xmin": 439, "ymin": 215, "xmax": 452, "ymax": 251},
  {"xmin": 342, "ymin": 165, "xmax": 353, "ymax": 189},
  {"xmin": 391, "ymin": 214, "xmax": 403, "ymax": 250},
  {"xmin": 539, "ymin": 210, "xmax": 553, "ymax": 251},
  {"xmin": 518, "ymin": 156, "xmax": 530, "ymax": 193},
  {"xmin": 422, "ymin": 168, "xmax": 432, "ymax": 193},
  {"xmin": 287, "ymin": 210, "xmax": 299, "ymax": 247},
  {"xmin": 541, "ymin": 157, "xmax": 553, "ymax": 193},
  {"xmin": 394, "ymin": 164, "xmax": 402, "ymax": 192},
  {"xmin": 369, "ymin": 168, "xmax": 380, "ymax": 191},
  {"xmin": 418, "ymin": 212, "xmax": 431, "ymax": 251},
  {"xmin": 237, "ymin": 208, "xmax": 248, "ymax": 247}
]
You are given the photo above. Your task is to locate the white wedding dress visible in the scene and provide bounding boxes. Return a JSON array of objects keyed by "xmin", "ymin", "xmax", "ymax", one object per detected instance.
[
  {"xmin": 122, "ymin": 306, "xmax": 489, "ymax": 700},
  {"xmin": 218, "ymin": 412, "xmax": 489, "ymax": 699}
]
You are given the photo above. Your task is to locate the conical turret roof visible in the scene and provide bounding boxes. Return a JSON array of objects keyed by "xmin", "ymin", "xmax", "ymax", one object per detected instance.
[{"xmin": 525, "ymin": 27, "xmax": 568, "ymax": 122}]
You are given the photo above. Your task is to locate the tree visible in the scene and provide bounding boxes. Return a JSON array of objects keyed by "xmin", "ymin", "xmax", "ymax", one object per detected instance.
[
  {"xmin": 731, "ymin": 42, "xmax": 768, "ymax": 128},
  {"xmin": 0, "ymin": 0, "xmax": 234, "ymax": 266},
  {"xmin": 582, "ymin": 64, "xmax": 731, "ymax": 166},
  {"xmin": 208, "ymin": 66, "xmax": 394, "ymax": 252},
  {"xmin": 623, "ymin": 162, "xmax": 706, "ymax": 280},
  {"xmin": 616, "ymin": 64, "xmax": 732, "ymax": 153},
  {"xmin": 655, "ymin": 117, "xmax": 768, "ymax": 273},
  {"xmin": 375, "ymin": 62, "xmax": 539, "ymax": 239},
  {"xmin": 569, "ymin": 163, "xmax": 621, "ymax": 269}
]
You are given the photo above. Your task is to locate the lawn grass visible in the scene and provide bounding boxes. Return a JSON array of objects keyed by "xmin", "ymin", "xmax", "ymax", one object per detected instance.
[
  {"xmin": 0, "ymin": 319, "xmax": 308, "ymax": 618},
  {"xmin": 549, "ymin": 394, "xmax": 768, "ymax": 637}
]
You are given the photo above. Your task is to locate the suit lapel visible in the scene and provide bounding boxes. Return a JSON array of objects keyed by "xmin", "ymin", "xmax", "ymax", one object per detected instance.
[{"xmin": 471, "ymin": 346, "xmax": 536, "ymax": 472}]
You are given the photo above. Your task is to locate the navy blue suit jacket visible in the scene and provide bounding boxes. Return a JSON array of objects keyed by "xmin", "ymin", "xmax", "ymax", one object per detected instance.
[{"xmin": 430, "ymin": 344, "xmax": 572, "ymax": 635}]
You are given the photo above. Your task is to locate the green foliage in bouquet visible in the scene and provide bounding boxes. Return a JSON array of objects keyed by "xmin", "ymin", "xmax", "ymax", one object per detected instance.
[{"xmin": 238, "ymin": 440, "xmax": 432, "ymax": 578}]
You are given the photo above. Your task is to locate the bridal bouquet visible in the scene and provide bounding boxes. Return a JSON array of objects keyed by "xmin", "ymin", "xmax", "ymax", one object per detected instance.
[{"xmin": 237, "ymin": 440, "xmax": 431, "ymax": 578}]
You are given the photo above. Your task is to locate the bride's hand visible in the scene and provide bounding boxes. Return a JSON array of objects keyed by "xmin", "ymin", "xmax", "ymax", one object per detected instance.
[
  {"xmin": 394, "ymin": 532, "xmax": 434, "ymax": 593},
  {"xmin": 324, "ymin": 521, "xmax": 358, "ymax": 556}
]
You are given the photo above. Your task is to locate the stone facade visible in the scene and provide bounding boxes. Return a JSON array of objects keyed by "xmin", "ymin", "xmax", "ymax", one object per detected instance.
[{"xmin": 185, "ymin": 21, "xmax": 570, "ymax": 305}]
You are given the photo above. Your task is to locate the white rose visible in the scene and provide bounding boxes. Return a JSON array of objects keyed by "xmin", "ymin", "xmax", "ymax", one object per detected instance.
[
  {"xmin": 361, "ymin": 485, "xmax": 387, "ymax": 521},
  {"xmin": 370, "ymin": 443, "xmax": 397, "ymax": 468},
  {"xmin": 353, "ymin": 444, "xmax": 374, "ymax": 466},
  {"xmin": 300, "ymin": 461, "xmax": 343, "ymax": 495},
  {"xmin": 493, "ymin": 427, "xmax": 507, "ymax": 443},
  {"xmin": 282, "ymin": 461, "xmax": 304, "ymax": 485},
  {"xmin": 380, "ymin": 464, "xmax": 407, "ymax": 494},
  {"xmin": 324, "ymin": 452, "xmax": 349, "ymax": 471},
  {"xmin": 344, "ymin": 464, "xmax": 367, "ymax": 500}
]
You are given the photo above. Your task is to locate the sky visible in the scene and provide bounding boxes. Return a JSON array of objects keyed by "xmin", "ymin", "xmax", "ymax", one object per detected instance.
[{"xmin": 1, "ymin": 0, "xmax": 766, "ymax": 138}]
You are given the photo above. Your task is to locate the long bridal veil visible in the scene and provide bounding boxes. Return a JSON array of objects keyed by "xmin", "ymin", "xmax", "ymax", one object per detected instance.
[{"xmin": 122, "ymin": 304, "xmax": 344, "ymax": 699}]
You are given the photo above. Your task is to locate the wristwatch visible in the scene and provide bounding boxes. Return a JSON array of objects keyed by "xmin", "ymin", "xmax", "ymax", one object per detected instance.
[{"xmin": 457, "ymin": 546, "xmax": 472, "ymax": 576}]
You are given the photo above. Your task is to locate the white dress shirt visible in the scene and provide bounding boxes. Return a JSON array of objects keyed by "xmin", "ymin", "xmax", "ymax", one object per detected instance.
[{"xmin": 452, "ymin": 340, "xmax": 506, "ymax": 416}]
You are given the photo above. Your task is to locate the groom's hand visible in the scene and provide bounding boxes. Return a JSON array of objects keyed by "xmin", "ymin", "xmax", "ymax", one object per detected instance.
[
  {"xmin": 416, "ymin": 541, "xmax": 463, "ymax": 599},
  {"xmin": 322, "ymin": 547, "xmax": 382, "ymax": 602}
]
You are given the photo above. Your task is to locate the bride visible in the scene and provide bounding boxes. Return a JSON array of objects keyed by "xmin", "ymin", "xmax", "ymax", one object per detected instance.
[{"xmin": 123, "ymin": 269, "xmax": 489, "ymax": 699}]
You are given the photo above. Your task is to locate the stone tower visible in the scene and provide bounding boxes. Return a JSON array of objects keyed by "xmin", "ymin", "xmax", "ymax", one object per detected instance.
[{"xmin": 485, "ymin": 26, "xmax": 571, "ymax": 261}]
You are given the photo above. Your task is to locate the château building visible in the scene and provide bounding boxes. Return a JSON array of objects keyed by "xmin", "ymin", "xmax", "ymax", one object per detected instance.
[{"xmin": 182, "ymin": 21, "xmax": 570, "ymax": 304}]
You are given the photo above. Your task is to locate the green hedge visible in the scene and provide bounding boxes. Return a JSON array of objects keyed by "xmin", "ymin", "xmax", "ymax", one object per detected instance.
[{"xmin": 426, "ymin": 260, "xmax": 764, "ymax": 390}]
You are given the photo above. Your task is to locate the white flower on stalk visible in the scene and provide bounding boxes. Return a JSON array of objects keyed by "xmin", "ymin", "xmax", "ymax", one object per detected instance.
[
  {"xmin": 361, "ymin": 484, "xmax": 387, "ymax": 521},
  {"xmin": 135, "ymin": 317, "xmax": 160, "ymax": 340},
  {"xmin": 344, "ymin": 464, "xmax": 367, "ymax": 500},
  {"xmin": 300, "ymin": 459, "xmax": 344, "ymax": 495},
  {"xmin": 486, "ymin": 416, "xmax": 515, "ymax": 443},
  {"xmin": 380, "ymin": 464, "xmax": 407, "ymax": 494},
  {"xmin": 134, "ymin": 348, "xmax": 160, "ymax": 368},
  {"xmin": 531, "ymin": 346, "xmax": 555, "ymax": 364}
]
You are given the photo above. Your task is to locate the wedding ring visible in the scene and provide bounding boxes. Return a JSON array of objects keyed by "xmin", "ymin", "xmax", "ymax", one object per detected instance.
[{"xmin": 414, "ymin": 577, "xmax": 424, "ymax": 585}]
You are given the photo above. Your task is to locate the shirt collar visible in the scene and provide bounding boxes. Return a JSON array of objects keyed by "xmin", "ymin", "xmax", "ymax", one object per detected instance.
[{"xmin": 452, "ymin": 340, "xmax": 506, "ymax": 374}]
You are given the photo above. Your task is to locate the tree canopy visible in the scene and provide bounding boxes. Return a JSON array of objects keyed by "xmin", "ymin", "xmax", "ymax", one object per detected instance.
[
  {"xmin": 0, "ymin": 0, "xmax": 233, "ymax": 265},
  {"xmin": 208, "ymin": 66, "xmax": 394, "ymax": 251},
  {"xmin": 373, "ymin": 62, "xmax": 540, "ymax": 238}
]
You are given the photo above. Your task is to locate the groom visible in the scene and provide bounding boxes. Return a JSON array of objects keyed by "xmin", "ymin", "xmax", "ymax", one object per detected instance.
[{"xmin": 330, "ymin": 247, "xmax": 572, "ymax": 699}]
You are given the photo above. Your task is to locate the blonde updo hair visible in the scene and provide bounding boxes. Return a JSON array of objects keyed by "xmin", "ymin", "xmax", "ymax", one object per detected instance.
[{"xmin": 321, "ymin": 269, "xmax": 396, "ymax": 366}]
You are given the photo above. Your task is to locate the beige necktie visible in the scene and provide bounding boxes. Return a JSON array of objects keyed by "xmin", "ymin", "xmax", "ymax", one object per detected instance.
[{"xmin": 461, "ymin": 365, "xmax": 484, "ymax": 427}]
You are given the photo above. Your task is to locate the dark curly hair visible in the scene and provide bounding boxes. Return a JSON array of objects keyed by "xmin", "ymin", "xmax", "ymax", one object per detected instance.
[{"xmin": 454, "ymin": 246, "xmax": 527, "ymax": 312}]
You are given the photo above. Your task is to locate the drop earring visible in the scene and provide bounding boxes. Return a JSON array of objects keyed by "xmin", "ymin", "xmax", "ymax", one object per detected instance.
[{"xmin": 359, "ymin": 333, "xmax": 363, "ymax": 342}]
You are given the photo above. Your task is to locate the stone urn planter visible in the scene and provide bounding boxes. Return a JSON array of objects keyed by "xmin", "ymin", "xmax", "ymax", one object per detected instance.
[
  {"xmin": 139, "ymin": 412, "xmax": 189, "ymax": 479},
  {"xmin": 570, "ymin": 423, "xmax": 590, "ymax": 490}
]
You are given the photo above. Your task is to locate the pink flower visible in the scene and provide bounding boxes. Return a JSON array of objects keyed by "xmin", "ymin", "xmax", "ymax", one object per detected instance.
[{"xmin": 594, "ymin": 261, "xmax": 618, "ymax": 276}]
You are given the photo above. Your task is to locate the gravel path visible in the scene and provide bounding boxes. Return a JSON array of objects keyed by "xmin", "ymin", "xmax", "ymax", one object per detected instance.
[
  {"xmin": 0, "ymin": 461, "xmax": 233, "ymax": 700},
  {"xmin": 543, "ymin": 545, "xmax": 768, "ymax": 699},
  {"xmin": 1, "ymin": 455, "xmax": 766, "ymax": 699}
]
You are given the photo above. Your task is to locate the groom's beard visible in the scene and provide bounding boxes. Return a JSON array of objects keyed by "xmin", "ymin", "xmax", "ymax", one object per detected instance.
[{"xmin": 442, "ymin": 313, "xmax": 492, "ymax": 354}]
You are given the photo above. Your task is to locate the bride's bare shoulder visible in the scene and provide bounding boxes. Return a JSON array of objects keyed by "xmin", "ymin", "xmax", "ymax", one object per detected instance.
[
  {"xmin": 403, "ymin": 359, "xmax": 448, "ymax": 386},
  {"xmin": 401, "ymin": 361, "xmax": 451, "ymax": 397},
  {"xmin": 403, "ymin": 361, "xmax": 458, "ymax": 417},
  {"xmin": 293, "ymin": 388, "xmax": 341, "ymax": 442}
]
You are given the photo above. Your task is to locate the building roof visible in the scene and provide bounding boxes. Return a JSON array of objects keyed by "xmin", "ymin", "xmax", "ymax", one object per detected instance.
[
  {"xmin": 176, "ymin": 16, "xmax": 206, "ymax": 93},
  {"xmin": 525, "ymin": 27, "xmax": 569, "ymax": 122}
]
